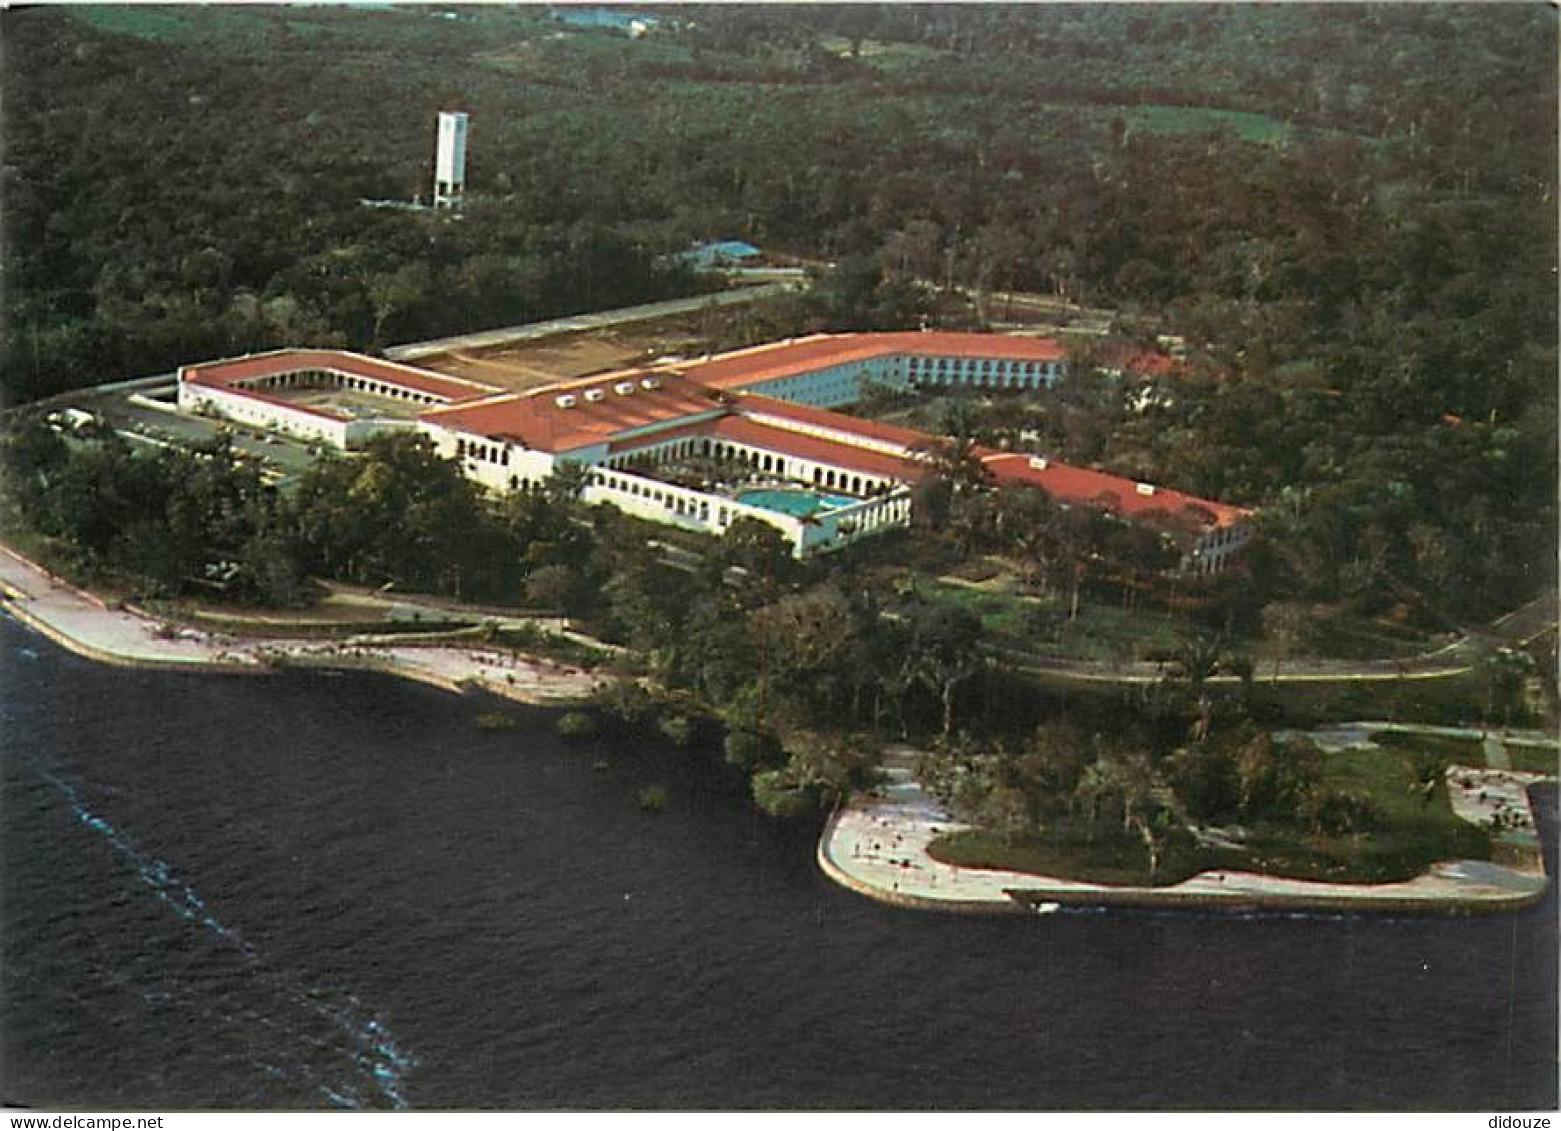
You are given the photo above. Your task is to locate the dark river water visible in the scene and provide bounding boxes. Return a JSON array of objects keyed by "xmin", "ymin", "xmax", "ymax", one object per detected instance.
[{"xmin": 2, "ymin": 614, "xmax": 1555, "ymax": 1111}]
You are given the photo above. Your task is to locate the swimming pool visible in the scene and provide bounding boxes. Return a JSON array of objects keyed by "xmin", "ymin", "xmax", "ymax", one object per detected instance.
[{"xmin": 736, "ymin": 488, "xmax": 857, "ymax": 518}]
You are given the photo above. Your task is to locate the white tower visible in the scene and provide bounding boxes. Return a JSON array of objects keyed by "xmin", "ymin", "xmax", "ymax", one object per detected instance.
[{"xmin": 433, "ymin": 111, "xmax": 468, "ymax": 209}]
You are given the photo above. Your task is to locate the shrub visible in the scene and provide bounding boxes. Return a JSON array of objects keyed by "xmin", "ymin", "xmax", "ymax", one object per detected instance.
[
  {"xmin": 658, "ymin": 714, "xmax": 694, "ymax": 747},
  {"xmin": 592, "ymin": 679, "xmax": 657, "ymax": 726},
  {"xmin": 751, "ymin": 768, "xmax": 816, "ymax": 818},
  {"xmin": 557, "ymin": 710, "xmax": 597, "ymax": 740},
  {"xmin": 723, "ymin": 728, "xmax": 773, "ymax": 769},
  {"xmin": 475, "ymin": 711, "xmax": 519, "ymax": 731},
  {"xmin": 638, "ymin": 783, "xmax": 670, "ymax": 812}
]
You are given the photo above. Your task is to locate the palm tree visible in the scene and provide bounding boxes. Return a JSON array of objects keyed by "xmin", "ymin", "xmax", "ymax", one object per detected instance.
[
  {"xmin": 545, "ymin": 459, "xmax": 593, "ymax": 505},
  {"xmin": 1172, "ymin": 633, "xmax": 1223, "ymax": 742},
  {"xmin": 1119, "ymin": 753, "xmax": 1171, "ymax": 881},
  {"xmin": 909, "ymin": 397, "xmax": 991, "ymax": 494}
]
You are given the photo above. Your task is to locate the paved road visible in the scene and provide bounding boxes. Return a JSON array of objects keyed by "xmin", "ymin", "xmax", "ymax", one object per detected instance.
[
  {"xmin": 987, "ymin": 587, "xmax": 1557, "ymax": 686},
  {"xmin": 385, "ymin": 282, "xmax": 801, "ymax": 361},
  {"xmin": 1486, "ymin": 587, "xmax": 1559, "ymax": 647}
]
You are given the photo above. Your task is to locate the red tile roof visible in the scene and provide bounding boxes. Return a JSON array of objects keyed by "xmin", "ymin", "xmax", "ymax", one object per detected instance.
[
  {"xmin": 980, "ymin": 451, "xmax": 1248, "ymax": 530},
  {"xmin": 877, "ymin": 331, "xmax": 1067, "ymax": 362},
  {"xmin": 421, "ymin": 372, "xmax": 724, "ymax": 453},
  {"xmin": 672, "ymin": 335, "xmax": 893, "ymax": 390},
  {"xmin": 181, "ymin": 341, "xmax": 1247, "ymax": 536},
  {"xmin": 1093, "ymin": 345, "xmax": 1188, "ymax": 379},
  {"xmin": 1116, "ymin": 350, "xmax": 1184, "ymax": 379},
  {"xmin": 181, "ymin": 349, "xmax": 497, "ymax": 403},
  {"xmin": 675, "ymin": 332, "xmax": 1066, "ymax": 391}
]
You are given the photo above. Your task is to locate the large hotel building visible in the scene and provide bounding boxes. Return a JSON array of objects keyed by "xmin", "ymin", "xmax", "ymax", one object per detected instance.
[{"xmin": 178, "ymin": 331, "xmax": 1250, "ymax": 574}]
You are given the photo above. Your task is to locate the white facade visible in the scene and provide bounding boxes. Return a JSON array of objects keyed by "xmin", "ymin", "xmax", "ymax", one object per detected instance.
[
  {"xmin": 1183, "ymin": 523, "xmax": 1254, "ymax": 576},
  {"xmin": 178, "ymin": 382, "xmax": 429, "ymax": 450},
  {"xmin": 731, "ymin": 351, "xmax": 1066, "ymax": 412},
  {"xmin": 173, "ymin": 336, "xmax": 1248, "ymax": 570},
  {"xmin": 434, "ymin": 111, "xmax": 469, "ymax": 209},
  {"xmin": 580, "ymin": 466, "xmax": 912, "ymax": 557},
  {"xmin": 419, "ymin": 423, "xmax": 557, "ymax": 494},
  {"xmin": 179, "ymin": 382, "xmax": 351, "ymax": 447}
]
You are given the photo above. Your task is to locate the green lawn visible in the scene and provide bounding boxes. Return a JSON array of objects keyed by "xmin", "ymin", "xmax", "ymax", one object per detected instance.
[
  {"xmin": 929, "ymin": 741, "xmax": 1492, "ymax": 887},
  {"xmin": 70, "ymin": 4, "xmax": 551, "ymax": 53},
  {"xmin": 818, "ymin": 36, "xmax": 953, "ymax": 74},
  {"xmin": 1123, "ymin": 104, "xmax": 1294, "ymax": 144},
  {"xmin": 919, "ymin": 577, "xmax": 1189, "ymax": 663},
  {"xmin": 931, "ymin": 823, "xmax": 1209, "ymax": 888},
  {"xmin": 1246, "ymin": 669, "xmax": 1488, "ymax": 729},
  {"xmin": 1507, "ymin": 744, "xmax": 1561, "ymax": 776},
  {"xmin": 70, "ymin": 5, "xmax": 278, "ymax": 43},
  {"xmin": 1368, "ymin": 730, "xmax": 1487, "ymax": 766}
]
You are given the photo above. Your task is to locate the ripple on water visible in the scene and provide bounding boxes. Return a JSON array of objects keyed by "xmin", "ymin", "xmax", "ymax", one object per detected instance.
[{"xmin": 2, "ymin": 615, "xmax": 1556, "ymax": 1110}]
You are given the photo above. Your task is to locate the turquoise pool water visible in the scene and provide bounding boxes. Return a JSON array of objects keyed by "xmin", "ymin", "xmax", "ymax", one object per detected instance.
[{"xmin": 736, "ymin": 488, "xmax": 857, "ymax": 517}]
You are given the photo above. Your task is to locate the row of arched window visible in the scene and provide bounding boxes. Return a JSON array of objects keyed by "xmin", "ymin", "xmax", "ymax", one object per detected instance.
[{"xmin": 239, "ymin": 368, "xmax": 445, "ymax": 407}]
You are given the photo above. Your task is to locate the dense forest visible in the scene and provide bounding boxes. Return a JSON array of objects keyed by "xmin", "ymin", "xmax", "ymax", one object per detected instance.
[{"xmin": 1, "ymin": 4, "xmax": 1556, "ymax": 621}]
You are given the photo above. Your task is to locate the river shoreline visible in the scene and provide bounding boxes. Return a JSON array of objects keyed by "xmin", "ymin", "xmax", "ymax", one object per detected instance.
[
  {"xmin": 0, "ymin": 543, "xmax": 604, "ymax": 705},
  {"xmin": 818, "ymin": 746, "xmax": 1554, "ymax": 916},
  {"xmin": 7, "ymin": 540, "xmax": 1553, "ymax": 916}
]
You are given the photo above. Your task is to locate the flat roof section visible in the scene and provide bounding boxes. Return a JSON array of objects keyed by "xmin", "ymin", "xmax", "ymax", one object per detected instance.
[
  {"xmin": 181, "ymin": 349, "xmax": 499, "ymax": 405},
  {"xmin": 709, "ymin": 416, "xmax": 928, "ymax": 484},
  {"xmin": 735, "ymin": 393, "xmax": 931, "ymax": 451}
]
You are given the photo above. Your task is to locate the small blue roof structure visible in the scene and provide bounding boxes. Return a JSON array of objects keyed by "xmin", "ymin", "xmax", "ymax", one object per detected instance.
[
  {"xmin": 680, "ymin": 241, "xmax": 762, "ymax": 269},
  {"xmin": 550, "ymin": 7, "xmax": 658, "ymax": 32}
]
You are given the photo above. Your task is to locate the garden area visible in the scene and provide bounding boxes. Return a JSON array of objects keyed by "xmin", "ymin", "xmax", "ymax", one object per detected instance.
[{"xmin": 926, "ymin": 732, "xmax": 1498, "ymax": 888}]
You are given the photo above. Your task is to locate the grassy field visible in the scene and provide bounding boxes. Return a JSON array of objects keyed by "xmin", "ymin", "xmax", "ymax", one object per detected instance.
[
  {"xmin": 818, "ymin": 35, "xmax": 953, "ymax": 74},
  {"xmin": 71, "ymin": 4, "xmax": 548, "ymax": 51},
  {"xmin": 1371, "ymin": 729, "xmax": 1561, "ymax": 777},
  {"xmin": 1122, "ymin": 104, "xmax": 1294, "ymax": 144},
  {"xmin": 1369, "ymin": 730, "xmax": 1487, "ymax": 766},
  {"xmin": 1246, "ymin": 669, "xmax": 1488, "ymax": 729},
  {"xmin": 930, "ymin": 741, "xmax": 1492, "ymax": 887},
  {"xmin": 919, "ymin": 577, "xmax": 1190, "ymax": 663},
  {"xmin": 1507, "ymin": 744, "xmax": 1561, "ymax": 775}
]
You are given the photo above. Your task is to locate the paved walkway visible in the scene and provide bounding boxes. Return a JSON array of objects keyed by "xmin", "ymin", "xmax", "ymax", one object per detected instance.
[
  {"xmin": 818, "ymin": 742, "xmax": 1553, "ymax": 915},
  {"xmin": 385, "ymin": 283, "xmax": 797, "ymax": 362},
  {"xmin": 1297, "ymin": 720, "xmax": 1558, "ymax": 754},
  {"xmin": 0, "ymin": 546, "xmax": 603, "ymax": 705}
]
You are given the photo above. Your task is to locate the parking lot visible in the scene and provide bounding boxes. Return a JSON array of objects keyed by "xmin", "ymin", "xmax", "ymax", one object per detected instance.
[{"xmin": 75, "ymin": 385, "xmax": 323, "ymax": 484}]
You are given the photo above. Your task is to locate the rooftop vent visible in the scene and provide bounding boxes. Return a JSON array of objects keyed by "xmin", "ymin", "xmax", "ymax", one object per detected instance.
[
  {"xmin": 1028, "ymin": 456, "xmax": 1049, "ymax": 471},
  {"xmin": 584, "ymin": 388, "xmax": 606, "ymax": 403},
  {"xmin": 555, "ymin": 394, "xmax": 578, "ymax": 409},
  {"xmin": 614, "ymin": 381, "xmax": 636, "ymax": 396},
  {"xmin": 640, "ymin": 377, "xmax": 661, "ymax": 390},
  {"xmin": 1135, "ymin": 482, "xmax": 1156, "ymax": 497}
]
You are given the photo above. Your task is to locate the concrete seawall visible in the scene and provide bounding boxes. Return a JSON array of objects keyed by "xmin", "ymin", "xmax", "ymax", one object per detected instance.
[
  {"xmin": 816, "ymin": 808, "xmax": 1027, "ymax": 916},
  {"xmin": 2, "ymin": 594, "xmax": 255, "ymax": 676}
]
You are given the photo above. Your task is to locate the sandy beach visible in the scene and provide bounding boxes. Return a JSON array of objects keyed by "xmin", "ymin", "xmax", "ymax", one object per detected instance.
[{"xmin": 0, "ymin": 544, "xmax": 604, "ymax": 705}]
